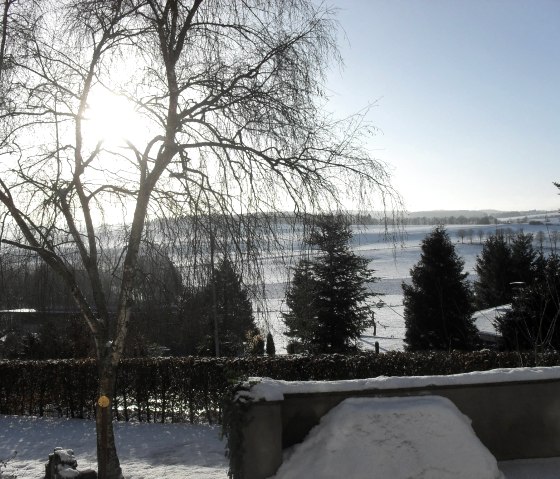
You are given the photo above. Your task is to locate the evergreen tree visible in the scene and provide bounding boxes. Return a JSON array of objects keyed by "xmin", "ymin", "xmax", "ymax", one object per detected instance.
[
  {"xmin": 130, "ymin": 248, "xmax": 183, "ymax": 355},
  {"xmin": 510, "ymin": 232, "xmax": 537, "ymax": 284},
  {"xmin": 474, "ymin": 232, "xmax": 536, "ymax": 309},
  {"xmin": 283, "ymin": 214, "xmax": 376, "ymax": 353},
  {"xmin": 403, "ymin": 226, "xmax": 478, "ymax": 351},
  {"xmin": 283, "ymin": 259, "xmax": 319, "ymax": 349},
  {"xmin": 496, "ymin": 253, "xmax": 560, "ymax": 351},
  {"xmin": 474, "ymin": 234, "xmax": 512, "ymax": 309},
  {"xmin": 266, "ymin": 332, "xmax": 276, "ymax": 356},
  {"xmin": 182, "ymin": 258, "xmax": 256, "ymax": 356}
]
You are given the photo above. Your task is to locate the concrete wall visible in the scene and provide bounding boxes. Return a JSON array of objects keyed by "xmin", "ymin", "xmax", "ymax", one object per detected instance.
[{"xmin": 240, "ymin": 378, "xmax": 560, "ymax": 479}]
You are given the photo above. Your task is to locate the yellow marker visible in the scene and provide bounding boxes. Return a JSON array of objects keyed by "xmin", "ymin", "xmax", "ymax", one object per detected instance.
[{"xmin": 98, "ymin": 395, "xmax": 110, "ymax": 408}]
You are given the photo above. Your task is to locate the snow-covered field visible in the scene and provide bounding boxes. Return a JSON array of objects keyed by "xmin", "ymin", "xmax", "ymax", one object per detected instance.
[{"xmin": 262, "ymin": 222, "xmax": 560, "ymax": 353}]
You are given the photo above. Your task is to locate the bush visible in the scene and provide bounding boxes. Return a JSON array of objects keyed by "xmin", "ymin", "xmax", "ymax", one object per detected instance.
[{"xmin": 1, "ymin": 351, "xmax": 559, "ymax": 423}]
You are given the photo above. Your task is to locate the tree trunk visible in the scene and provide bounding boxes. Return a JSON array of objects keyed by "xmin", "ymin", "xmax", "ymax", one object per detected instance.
[{"xmin": 96, "ymin": 357, "xmax": 123, "ymax": 479}]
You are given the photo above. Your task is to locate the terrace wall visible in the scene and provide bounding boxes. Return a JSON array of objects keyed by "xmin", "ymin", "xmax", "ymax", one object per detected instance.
[{"xmin": 239, "ymin": 375, "xmax": 560, "ymax": 479}]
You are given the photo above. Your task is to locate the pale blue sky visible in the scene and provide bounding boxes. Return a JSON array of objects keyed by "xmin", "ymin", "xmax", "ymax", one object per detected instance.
[{"xmin": 325, "ymin": 0, "xmax": 560, "ymax": 212}]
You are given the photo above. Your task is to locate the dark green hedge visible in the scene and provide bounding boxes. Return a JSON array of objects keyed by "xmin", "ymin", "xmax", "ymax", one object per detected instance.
[{"xmin": 1, "ymin": 351, "xmax": 559, "ymax": 423}]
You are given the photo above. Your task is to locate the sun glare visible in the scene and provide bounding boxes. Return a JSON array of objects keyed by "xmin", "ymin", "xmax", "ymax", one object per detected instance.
[
  {"xmin": 85, "ymin": 87, "xmax": 145, "ymax": 147},
  {"xmin": 80, "ymin": 87, "xmax": 148, "ymax": 226}
]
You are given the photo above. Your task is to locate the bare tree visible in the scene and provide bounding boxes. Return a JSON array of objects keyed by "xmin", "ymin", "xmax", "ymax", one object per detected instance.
[
  {"xmin": 477, "ymin": 228, "xmax": 485, "ymax": 244},
  {"xmin": 536, "ymin": 231, "xmax": 546, "ymax": 251},
  {"xmin": 550, "ymin": 230, "xmax": 559, "ymax": 253},
  {"xmin": 0, "ymin": 1, "xmax": 401, "ymax": 477}
]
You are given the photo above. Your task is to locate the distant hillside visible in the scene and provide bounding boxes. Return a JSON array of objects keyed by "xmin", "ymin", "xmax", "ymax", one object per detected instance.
[{"xmin": 407, "ymin": 209, "xmax": 555, "ymax": 219}]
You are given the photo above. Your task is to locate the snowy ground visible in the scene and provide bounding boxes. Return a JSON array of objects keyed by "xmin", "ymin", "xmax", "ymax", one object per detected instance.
[
  {"xmin": 0, "ymin": 415, "xmax": 228, "ymax": 479},
  {"xmin": 2, "ymin": 412, "xmax": 560, "ymax": 479}
]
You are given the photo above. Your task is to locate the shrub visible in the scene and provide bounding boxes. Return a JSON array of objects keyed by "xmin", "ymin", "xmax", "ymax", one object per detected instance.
[{"xmin": 2, "ymin": 351, "xmax": 559, "ymax": 423}]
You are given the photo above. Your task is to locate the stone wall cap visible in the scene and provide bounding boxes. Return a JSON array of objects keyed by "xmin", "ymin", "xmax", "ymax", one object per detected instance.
[{"xmin": 242, "ymin": 366, "xmax": 560, "ymax": 401}]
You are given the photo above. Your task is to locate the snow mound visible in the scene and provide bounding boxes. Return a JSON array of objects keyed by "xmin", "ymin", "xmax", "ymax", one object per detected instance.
[{"xmin": 269, "ymin": 396, "xmax": 504, "ymax": 479}]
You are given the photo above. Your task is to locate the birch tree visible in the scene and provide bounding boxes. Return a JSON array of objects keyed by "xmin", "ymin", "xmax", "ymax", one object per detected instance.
[{"xmin": 0, "ymin": 1, "xmax": 400, "ymax": 477}]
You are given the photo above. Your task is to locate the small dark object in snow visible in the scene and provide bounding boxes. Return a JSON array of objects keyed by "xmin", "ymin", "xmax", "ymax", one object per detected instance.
[
  {"xmin": 44, "ymin": 448, "xmax": 97, "ymax": 479},
  {"xmin": 77, "ymin": 471, "xmax": 97, "ymax": 479}
]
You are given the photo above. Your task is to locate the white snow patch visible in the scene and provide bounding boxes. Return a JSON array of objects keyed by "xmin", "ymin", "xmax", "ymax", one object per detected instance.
[
  {"xmin": 473, "ymin": 305, "xmax": 511, "ymax": 335},
  {"xmin": 246, "ymin": 366, "xmax": 560, "ymax": 401},
  {"xmin": 268, "ymin": 396, "xmax": 504, "ymax": 479},
  {"xmin": 0, "ymin": 308, "xmax": 36, "ymax": 313},
  {"xmin": 53, "ymin": 447, "xmax": 76, "ymax": 464}
]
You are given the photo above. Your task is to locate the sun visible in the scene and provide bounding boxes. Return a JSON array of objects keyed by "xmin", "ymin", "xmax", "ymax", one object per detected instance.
[
  {"xmin": 84, "ymin": 86, "xmax": 145, "ymax": 148},
  {"xmin": 80, "ymin": 86, "xmax": 149, "ymax": 226}
]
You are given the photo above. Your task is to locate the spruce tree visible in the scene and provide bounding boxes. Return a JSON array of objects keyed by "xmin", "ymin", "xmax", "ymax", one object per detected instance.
[
  {"xmin": 283, "ymin": 214, "xmax": 376, "ymax": 353},
  {"xmin": 474, "ymin": 232, "xmax": 536, "ymax": 309},
  {"xmin": 266, "ymin": 332, "xmax": 276, "ymax": 356},
  {"xmin": 403, "ymin": 226, "xmax": 478, "ymax": 351},
  {"xmin": 283, "ymin": 259, "xmax": 319, "ymax": 348},
  {"xmin": 182, "ymin": 258, "xmax": 256, "ymax": 356},
  {"xmin": 474, "ymin": 234, "xmax": 512, "ymax": 309},
  {"xmin": 496, "ymin": 253, "xmax": 560, "ymax": 351},
  {"xmin": 510, "ymin": 232, "xmax": 537, "ymax": 284}
]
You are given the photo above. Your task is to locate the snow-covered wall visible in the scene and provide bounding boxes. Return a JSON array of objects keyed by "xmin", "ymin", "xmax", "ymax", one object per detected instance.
[
  {"xmin": 244, "ymin": 366, "xmax": 560, "ymax": 401},
  {"xmin": 236, "ymin": 367, "xmax": 560, "ymax": 479}
]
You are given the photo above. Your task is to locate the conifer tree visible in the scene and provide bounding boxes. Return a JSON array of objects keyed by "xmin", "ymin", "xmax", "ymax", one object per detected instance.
[
  {"xmin": 183, "ymin": 258, "xmax": 256, "ymax": 356},
  {"xmin": 266, "ymin": 332, "xmax": 276, "ymax": 356},
  {"xmin": 403, "ymin": 226, "xmax": 478, "ymax": 351},
  {"xmin": 283, "ymin": 259, "xmax": 318, "ymax": 348},
  {"xmin": 510, "ymin": 232, "xmax": 537, "ymax": 284},
  {"xmin": 474, "ymin": 234, "xmax": 512, "ymax": 309},
  {"xmin": 474, "ymin": 232, "xmax": 536, "ymax": 309},
  {"xmin": 496, "ymin": 253, "xmax": 560, "ymax": 351},
  {"xmin": 283, "ymin": 214, "xmax": 376, "ymax": 353}
]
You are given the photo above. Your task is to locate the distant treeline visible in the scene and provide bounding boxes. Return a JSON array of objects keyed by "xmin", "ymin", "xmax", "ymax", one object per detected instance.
[
  {"xmin": 355, "ymin": 214, "xmax": 560, "ymax": 227},
  {"xmin": 354, "ymin": 213, "xmax": 499, "ymax": 226}
]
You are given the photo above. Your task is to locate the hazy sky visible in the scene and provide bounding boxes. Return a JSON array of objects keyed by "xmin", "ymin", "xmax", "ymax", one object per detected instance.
[{"xmin": 324, "ymin": 0, "xmax": 560, "ymax": 212}]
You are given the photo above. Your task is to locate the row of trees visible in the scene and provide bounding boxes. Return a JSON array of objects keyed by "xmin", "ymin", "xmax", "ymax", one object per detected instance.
[
  {"xmin": 0, "ymin": 243, "xmax": 274, "ymax": 359},
  {"xmin": 456, "ymin": 226, "xmax": 559, "ymax": 249},
  {"xmin": 403, "ymin": 226, "xmax": 560, "ymax": 353},
  {"xmin": 405, "ymin": 215, "xmax": 499, "ymax": 226},
  {"xmin": 2, "ymin": 213, "xmax": 373, "ymax": 358},
  {"xmin": 280, "ymin": 216, "xmax": 560, "ymax": 356},
  {"xmin": 6, "ymin": 216, "xmax": 559, "ymax": 359},
  {"xmin": 1, "ymin": 211, "xmax": 382, "ymax": 360}
]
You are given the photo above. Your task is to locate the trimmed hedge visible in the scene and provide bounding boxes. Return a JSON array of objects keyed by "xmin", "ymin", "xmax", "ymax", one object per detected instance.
[{"xmin": 1, "ymin": 351, "xmax": 559, "ymax": 423}]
